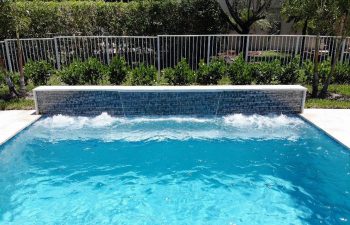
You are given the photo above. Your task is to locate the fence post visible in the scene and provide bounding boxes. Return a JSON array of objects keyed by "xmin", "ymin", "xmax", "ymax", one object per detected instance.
[
  {"xmin": 340, "ymin": 39, "xmax": 346, "ymax": 63},
  {"xmin": 245, "ymin": 36, "xmax": 250, "ymax": 62},
  {"xmin": 207, "ymin": 36, "xmax": 211, "ymax": 65},
  {"xmin": 157, "ymin": 36, "xmax": 161, "ymax": 81},
  {"xmin": 105, "ymin": 37, "xmax": 110, "ymax": 65},
  {"xmin": 4, "ymin": 40, "xmax": 13, "ymax": 72},
  {"xmin": 294, "ymin": 36, "xmax": 300, "ymax": 57},
  {"xmin": 54, "ymin": 37, "xmax": 61, "ymax": 70}
]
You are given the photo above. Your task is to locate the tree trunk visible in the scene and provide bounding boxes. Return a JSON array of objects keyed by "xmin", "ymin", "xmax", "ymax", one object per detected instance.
[
  {"xmin": 16, "ymin": 28, "xmax": 26, "ymax": 97},
  {"xmin": 299, "ymin": 19, "xmax": 308, "ymax": 65},
  {"xmin": 0, "ymin": 57, "xmax": 19, "ymax": 98},
  {"xmin": 312, "ymin": 35, "xmax": 320, "ymax": 98},
  {"xmin": 240, "ymin": 28, "xmax": 250, "ymax": 60},
  {"xmin": 319, "ymin": 15, "xmax": 347, "ymax": 98}
]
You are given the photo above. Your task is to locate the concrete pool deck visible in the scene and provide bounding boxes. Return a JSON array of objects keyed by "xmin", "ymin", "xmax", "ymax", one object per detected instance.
[
  {"xmin": 0, "ymin": 110, "xmax": 41, "ymax": 145},
  {"xmin": 0, "ymin": 109, "xmax": 349, "ymax": 148},
  {"xmin": 301, "ymin": 109, "xmax": 350, "ymax": 148}
]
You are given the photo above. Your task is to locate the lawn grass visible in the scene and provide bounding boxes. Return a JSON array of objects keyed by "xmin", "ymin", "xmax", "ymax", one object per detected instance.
[
  {"xmin": 306, "ymin": 84, "xmax": 350, "ymax": 97},
  {"xmin": 0, "ymin": 99, "xmax": 35, "ymax": 110},
  {"xmin": 306, "ymin": 99, "xmax": 350, "ymax": 109},
  {"xmin": 328, "ymin": 85, "xmax": 350, "ymax": 97}
]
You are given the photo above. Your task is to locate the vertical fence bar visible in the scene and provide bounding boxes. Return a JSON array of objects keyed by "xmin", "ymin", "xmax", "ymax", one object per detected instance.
[
  {"xmin": 54, "ymin": 37, "xmax": 61, "ymax": 70},
  {"xmin": 106, "ymin": 37, "xmax": 110, "ymax": 65},
  {"xmin": 340, "ymin": 38, "xmax": 346, "ymax": 63},
  {"xmin": 207, "ymin": 36, "xmax": 211, "ymax": 64},
  {"xmin": 157, "ymin": 36, "xmax": 161, "ymax": 81},
  {"xmin": 4, "ymin": 40, "xmax": 13, "ymax": 72},
  {"xmin": 245, "ymin": 36, "xmax": 250, "ymax": 62}
]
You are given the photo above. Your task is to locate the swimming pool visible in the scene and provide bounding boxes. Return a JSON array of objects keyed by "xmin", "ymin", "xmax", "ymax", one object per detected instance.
[{"xmin": 0, "ymin": 113, "xmax": 349, "ymax": 224}]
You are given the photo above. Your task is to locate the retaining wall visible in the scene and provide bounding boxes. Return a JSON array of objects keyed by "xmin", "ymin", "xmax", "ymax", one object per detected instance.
[{"xmin": 33, "ymin": 86, "xmax": 307, "ymax": 116}]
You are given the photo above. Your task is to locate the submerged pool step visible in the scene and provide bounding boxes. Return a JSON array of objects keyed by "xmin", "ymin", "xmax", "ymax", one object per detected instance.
[{"xmin": 33, "ymin": 85, "xmax": 307, "ymax": 116}]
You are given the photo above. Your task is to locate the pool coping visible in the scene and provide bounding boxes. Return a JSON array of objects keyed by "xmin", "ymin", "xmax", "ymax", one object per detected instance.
[
  {"xmin": 0, "ymin": 110, "xmax": 41, "ymax": 146},
  {"xmin": 33, "ymin": 85, "xmax": 307, "ymax": 92},
  {"xmin": 300, "ymin": 109, "xmax": 350, "ymax": 149}
]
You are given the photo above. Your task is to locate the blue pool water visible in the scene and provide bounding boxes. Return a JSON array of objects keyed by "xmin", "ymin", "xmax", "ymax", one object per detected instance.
[{"xmin": 0, "ymin": 113, "xmax": 349, "ymax": 225}]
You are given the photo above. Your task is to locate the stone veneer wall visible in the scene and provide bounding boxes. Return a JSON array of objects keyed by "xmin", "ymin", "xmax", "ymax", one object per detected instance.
[{"xmin": 34, "ymin": 86, "xmax": 307, "ymax": 116}]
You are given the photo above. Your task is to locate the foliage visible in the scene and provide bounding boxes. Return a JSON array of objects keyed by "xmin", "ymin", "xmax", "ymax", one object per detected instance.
[
  {"xmin": 127, "ymin": 64, "xmax": 157, "ymax": 85},
  {"xmin": 252, "ymin": 60, "xmax": 282, "ymax": 84},
  {"xmin": 164, "ymin": 59, "xmax": 194, "ymax": 85},
  {"xmin": 278, "ymin": 57, "xmax": 303, "ymax": 84},
  {"xmin": 196, "ymin": 59, "xmax": 226, "ymax": 85},
  {"xmin": 24, "ymin": 60, "xmax": 53, "ymax": 86},
  {"xmin": 109, "ymin": 56, "xmax": 129, "ymax": 85},
  {"xmin": 227, "ymin": 55, "xmax": 253, "ymax": 85},
  {"xmin": 218, "ymin": 75, "xmax": 232, "ymax": 85},
  {"xmin": 60, "ymin": 58, "xmax": 106, "ymax": 85},
  {"xmin": 334, "ymin": 63, "xmax": 350, "ymax": 84},
  {"xmin": 81, "ymin": 58, "xmax": 106, "ymax": 85},
  {"xmin": 60, "ymin": 60, "xmax": 85, "ymax": 85},
  {"xmin": 219, "ymin": 0, "xmax": 273, "ymax": 34},
  {"xmin": 0, "ymin": 0, "xmax": 227, "ymax": 39}
]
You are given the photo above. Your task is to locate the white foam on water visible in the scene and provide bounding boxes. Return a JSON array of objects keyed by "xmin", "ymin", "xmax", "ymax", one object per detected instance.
[
  {"xmin": 223, "ymin": 114, "xmax": 304, "ymax": 129},
  {"xmin": 32, "ymin": 113, "xmax": 306, "ymax": 142}
]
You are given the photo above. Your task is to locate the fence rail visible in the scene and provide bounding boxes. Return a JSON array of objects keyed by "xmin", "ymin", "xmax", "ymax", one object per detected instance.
[{"xmin": 0, "ymin": 35, "xmax": 349, "ymax": 73}]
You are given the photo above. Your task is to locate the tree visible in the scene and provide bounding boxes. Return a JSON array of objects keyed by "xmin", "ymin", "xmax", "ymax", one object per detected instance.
[
  {"xmin": 8, "ymin": 1, "xmax": 31, "ymax": 97},
  {"xmin": 281, "ymin": 0, "xmax": 314, "ymax": 36},
  {"xmin": 218, "ymin": 0, "xmax": 272, "ymax": 57},
  {"xmin": 219, "ymin": 0, "xmax": 272, "ymax": 34},
  {"xmin": 319, "ymin": 0, "xmax": 350, "ymax": 97},
  {"xmin": 0, "ymin": 57, "xmax": 19, "ymax": 98},
  {"xmin": 281, "ymin": 0, "xmax": 344, "ymax": 98}
]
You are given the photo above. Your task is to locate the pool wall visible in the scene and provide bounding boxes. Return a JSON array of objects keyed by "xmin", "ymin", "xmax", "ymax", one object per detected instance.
[{"xmin": 33, "ymin": 86, "xmax": 307, "ymax": 116}]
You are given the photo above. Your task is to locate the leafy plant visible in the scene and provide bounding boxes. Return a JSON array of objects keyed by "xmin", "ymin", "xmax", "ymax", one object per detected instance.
[
  {"xmin": 60, "ymin": 58, "xmax": 106, "ymax": 85},
  {"xmin": 24, "ymin": 60, "xmax": 53, "ymax": 86},
  {"xmin": 109, "ymin": 56, "xmax": 129, "ymax": 85},
  {"xmin": 218, "ymin": 75, "xmax": 232, "ymax": 85},
  {"xmin": 60, "ymin": 60, "xmax": 85, "ymax": 85},
  {"xmin": 252, "ymin": 59, "xmax": 282, "ymax": 84},
  {"xmin": 278, "ymin": 57, "xmax": 303, "ymax": 84},
  {"xmin": 128, "ymin": 64, "xmax": 157, "ymax": 85},
  {"xmin": 334, "ymin": 63, "xmax": 350, "ymax": 84},
  {"xmin": 227, "ymin": 55, "xmax": 253, "ymax": 85},
  {"xmin": 81, "ymin": 58, "xmax": 107, "ymax": 85},
  {"xmin": 301, "ymin": 60, "xmax": 314, "ymax": 84},
  {"xmin": 196, "ymin": 59, "xmax": 226, "ymax": 85},
  {"xmin": 164, "ymin": 59, "xmax": 194, "ymax": 85}
]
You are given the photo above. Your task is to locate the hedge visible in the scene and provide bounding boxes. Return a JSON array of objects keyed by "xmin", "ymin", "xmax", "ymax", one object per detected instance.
[
  {"xmin": 17, "ymin": 56, "xmax": 350, "ymax": 87},
  {"xmin": 0, "ymin": 0, "xmax": 228, "ymax": 40}
]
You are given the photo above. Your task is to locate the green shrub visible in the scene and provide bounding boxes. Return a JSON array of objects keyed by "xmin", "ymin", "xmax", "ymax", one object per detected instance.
[
  {"xmin": 196, "ymin": 59, "xmax": 226, "ymax": 85},
  {"xmin": 0, "ymin": 71, "xmax": 5, "ymax": 86},
  {"xmin": 334, "ymin": 63, "xmax": 350, "ymax": 84},
  {"xmin": 319, "ymin": 60, "xmax": 331, "ymax": 83},
  {"xmin": 301, "ymin": 60, "xmax": 314, "ymax": 84},
  {"xmin": 60, "ymin": 58, "xmax": 106, "ymax": 85},
  {"xmin": 218, "ymin": 75, "xmax": 232, "ymax": 85},
  {"xmin": 1, "ymin": 0, "xmax": 227, "ymax": 39},
  {"xmin": 227, "ymin": 55, "xmax": 253, "ymax": 85},
  {"xmin": 278, "ymin": 57, "xmax": 303, "ymax": 84},
  {"xmin": 24, "ymin": 60, "xmax": 53, "ymax": 86},
  {"xmin": 164, "ymin": 59, "xmax": 194, "ymax": 85},
  {"xmin": 60, "ymin": 60, "xmax": 85, "ymax": 85},
  {"xmin": 81, "ymin": 58, "xmax": 107, "ymax": 85},
  {"xmin": 128, "ymin": 64, "xmax": 157, "ymax": 85},
  {"xmin": 109, "ymin": 57, "xmax": 129, "ymax": 85},
  {"xmin": 252, "ymin": 60, "xmax": 282, "ymax": 84}
]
